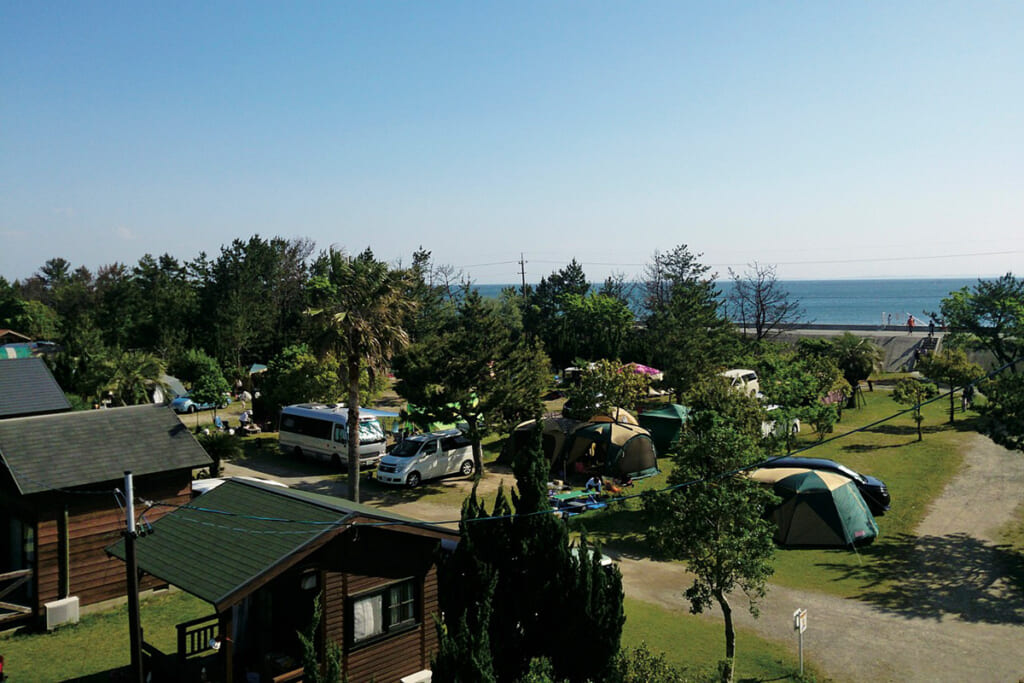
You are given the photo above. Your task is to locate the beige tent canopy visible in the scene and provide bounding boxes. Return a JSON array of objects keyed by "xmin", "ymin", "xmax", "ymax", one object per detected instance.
[
  {"xmin": 588, "ymin": 406, "xmax": 638, "ymax": 425},
  {"xmin": 499, "ymin": 417, "xmax": 578, "ymax": 465}
]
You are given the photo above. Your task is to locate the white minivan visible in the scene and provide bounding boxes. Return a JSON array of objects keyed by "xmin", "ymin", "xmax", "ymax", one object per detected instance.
[
  {"xmin": 376, "ymin": 430, "xmax": 475, "ymax": 487},
  {"xmin": 278, "ymin": 403, "xmax": 387, "ymax": 469},
  {"xmin": 720, "ymin": 369, "xmax": 761, "ymax": 397}
]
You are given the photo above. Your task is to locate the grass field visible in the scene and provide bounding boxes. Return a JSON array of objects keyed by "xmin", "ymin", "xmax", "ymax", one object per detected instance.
[
  {"xmin": 621, "ymin": 598, "xmax": 824, "ymax": 682},
  {"xmin": 575, "ymin": 388, "xmax": 978, "ymax": 598},
  {"xmin": 0, "ymin": 589, "xmax": 211, "ymax": 682}
]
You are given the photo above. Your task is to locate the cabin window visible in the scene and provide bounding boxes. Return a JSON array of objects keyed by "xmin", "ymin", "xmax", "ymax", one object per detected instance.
[{"xmin": 349, "ymin": 578, "xmax": 419, "ymax": 646}]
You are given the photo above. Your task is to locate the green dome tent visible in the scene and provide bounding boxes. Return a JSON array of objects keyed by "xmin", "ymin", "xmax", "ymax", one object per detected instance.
[
  {"xmin": 750, "ymin": 467, "xmax": 878, "ymax": 548},
  {"xmin": 637, "ymin": 404, "xmax": 690, "ymax": 454},
  {"xmin": 500, "ymin": 417, "xmax": 578, "ymax": 465},
  {"xmin": 564, "ymin": 421, "xmax": 659, "ymax": 479}
]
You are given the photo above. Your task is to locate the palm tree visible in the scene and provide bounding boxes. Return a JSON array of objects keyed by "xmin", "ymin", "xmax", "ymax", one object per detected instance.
[
  {"xmin": 103, "ymin": 350, "xmax": 170, "ymax": 406},
  {"xmin": 831, "ymin": 333, "xmax": 884, "ymax": 408},
  {"xmin": 307, "ymin": 248, "xmax": 415, "ymax": 502}
]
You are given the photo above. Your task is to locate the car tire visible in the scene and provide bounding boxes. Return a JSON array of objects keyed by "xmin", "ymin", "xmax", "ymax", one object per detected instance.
[
  {"xmin": 292, "ymin": 447, "xmax": 303, "ymax": 459},
  {"xmin": 187, "ymin": 405, "xmax": 197, "ymax": 414},
  {"xmin": 331, "ymin": 454, "xmax": 342, "ymax": 469},
  {"xmin": 459, "ymin": 460, "xmax": 474, "ymax": 477},
  {"xmin": 406, "ymin": 471, "xmax": 422, "ymax": 488}
]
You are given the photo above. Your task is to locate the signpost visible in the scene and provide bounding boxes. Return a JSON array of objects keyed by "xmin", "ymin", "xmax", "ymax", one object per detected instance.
[{"xmin": 793, "ymin": 608, "xmax": 807, "ymax": 675}]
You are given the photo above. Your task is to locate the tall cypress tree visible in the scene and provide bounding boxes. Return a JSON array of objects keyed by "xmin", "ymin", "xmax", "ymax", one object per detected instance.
[{"xmin": 436, "ymin": 426, "xmax": 625, "ymax": 682}]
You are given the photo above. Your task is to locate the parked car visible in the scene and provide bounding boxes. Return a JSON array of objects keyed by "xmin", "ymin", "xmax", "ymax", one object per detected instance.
[
  {"xmin": 720, "ymin": 369, "xmax": 760, "ymax": 397},
  {"xmin": 762, "ymin": 404, "xmax": 801, "ymax": 437},
  {"xmin": 171, "ymin": 393, "xmax": 231, "ymax": 414},
  {"xmin": 757, "ymin": 456, "xmax": 890, "ymax": 515},
  {"xmin": 376, "ymin": 429, "xmax": 474, "ymax": 487}
]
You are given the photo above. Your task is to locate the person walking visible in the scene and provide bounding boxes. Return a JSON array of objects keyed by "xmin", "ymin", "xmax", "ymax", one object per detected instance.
[
  {"xmin": 907, "ymin": 314, "xmax": 915, "ymax": 334},
  {"xmin": 928, "ymin": 319, "xmax": 935, "ymax": 336}
]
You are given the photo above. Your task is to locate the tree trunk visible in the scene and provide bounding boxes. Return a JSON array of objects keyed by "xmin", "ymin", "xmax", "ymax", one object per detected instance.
[
  {"xmin": 347, "ymin": 355, "xmax": 361, "ymax": 503},
  {"xmin": 949, "ymin": 390, "xmax": 956, "ymax": 424},
  {"xmin": 466, "ymin": 415, "xmax": 483, "ymax": 480},
  {"xmin": 716, "ymin": 590, "xmax": 735, "ymax": 683}
]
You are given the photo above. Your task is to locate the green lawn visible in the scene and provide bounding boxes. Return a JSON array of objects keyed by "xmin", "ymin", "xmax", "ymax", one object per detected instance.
[
  {"xmin": 622, "ymin": 598, "xmax": 826, "ymax": 682},
  {"xmin": 0, "ymin": 589, "xmax": 211, "ymax": 682},
  {"xmin": 577, "ymin": 389, "xmax": 981, "ymax": 598}
]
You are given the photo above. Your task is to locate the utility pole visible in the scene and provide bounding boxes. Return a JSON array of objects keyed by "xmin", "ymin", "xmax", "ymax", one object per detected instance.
[
  {"xmin": 124, "ymin": 471, "xmax": 144, "ymax": 683},
  {"xmin": 518, "ymin": 252, "xmax": 527, "ymax": 293}
]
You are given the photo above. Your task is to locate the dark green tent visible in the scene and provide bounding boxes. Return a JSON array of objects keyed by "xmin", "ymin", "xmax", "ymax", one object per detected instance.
[
  {"xmin": 637, "ymin": 404, "xmax": 690, "ymax": 454},
  {"xmin": 565, "ymin": 421, "xmax": 659, "ymax": 479},
  {"xmin": 750, "ymin": 467, "xmax": 878, "ymax": 548}
]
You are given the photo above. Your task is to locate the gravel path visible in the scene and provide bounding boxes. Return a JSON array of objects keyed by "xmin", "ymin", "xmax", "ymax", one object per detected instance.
[{"xmin": 616, "ymin": 432, "xmax": 1024, "ymax": 682}]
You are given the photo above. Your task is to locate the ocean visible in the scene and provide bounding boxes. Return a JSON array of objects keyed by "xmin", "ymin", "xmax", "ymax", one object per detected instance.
[{"xmin": 473, "ymin": 278, "xmax": 985, "ymax": 326}]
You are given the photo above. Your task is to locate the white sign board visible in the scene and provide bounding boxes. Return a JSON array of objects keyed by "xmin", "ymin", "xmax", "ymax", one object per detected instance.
[{"xmin": 793, "ymin": 608, "xmax": 807, "ymax": 633}]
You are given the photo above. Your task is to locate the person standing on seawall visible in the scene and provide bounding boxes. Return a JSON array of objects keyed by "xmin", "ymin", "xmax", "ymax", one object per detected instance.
[{"xmin": 907, "ymin": 314, "xmax": 915, "ymax": 334}]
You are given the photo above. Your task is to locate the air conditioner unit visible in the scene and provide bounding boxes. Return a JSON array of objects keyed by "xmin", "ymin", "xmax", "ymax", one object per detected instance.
[{"xmin": 45, "ymin": 596, "xmax": 80, "ymax": 630}]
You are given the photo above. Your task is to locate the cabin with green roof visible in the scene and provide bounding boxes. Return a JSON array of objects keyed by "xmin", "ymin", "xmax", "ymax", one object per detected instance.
[{"xmin": 107, "ymin": 478, "xmax": 459, "ymax": 683}]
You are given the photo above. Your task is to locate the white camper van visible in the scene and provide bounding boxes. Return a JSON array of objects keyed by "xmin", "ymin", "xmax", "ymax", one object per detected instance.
[
  {"xmin": 376, "ymin": 429, "xmax": 475, "ymax": 487},
  {"xmin": 278, "ymin": 403, "xmax": 387, "ymax": 469}
]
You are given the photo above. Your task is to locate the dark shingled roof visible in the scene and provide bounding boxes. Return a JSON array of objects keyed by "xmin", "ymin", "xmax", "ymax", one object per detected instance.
[
  {"xmin": 107, "ymin": 479, "xmax": 456, "ymax": 609},
  {"xmin": 0, "ymin": 404, "xmax": 211, "ymax": 495},
  {"xmin": 0, "ymin": 357, "xmax": 71, "ymax": 418}
]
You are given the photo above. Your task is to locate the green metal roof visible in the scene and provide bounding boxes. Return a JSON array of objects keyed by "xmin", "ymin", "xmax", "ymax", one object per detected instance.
[
  {"xmin": 0, "ymin": 404, "xmax": 210, "ymax": 494},
  {"xmin": 108, "ymin": 479, "xmax": 455, "ymax": 609}
]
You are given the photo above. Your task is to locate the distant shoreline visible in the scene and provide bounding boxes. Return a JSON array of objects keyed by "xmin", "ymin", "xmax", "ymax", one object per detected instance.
[{"xmin": 471, "ymin": 277, "xmax": 984, "ymax": 327}]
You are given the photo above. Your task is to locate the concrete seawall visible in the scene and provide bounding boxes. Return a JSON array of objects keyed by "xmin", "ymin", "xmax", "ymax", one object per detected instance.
[{"xmin": 759, "ymin": 326, "xmax": 943, "ymax": 373}]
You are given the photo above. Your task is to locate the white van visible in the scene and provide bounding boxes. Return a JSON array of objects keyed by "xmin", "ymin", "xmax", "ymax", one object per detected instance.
[
  {"xmin": 720, "ymin": 369, "xmax": 760, "ymax": 397},
  {"xmin": 278, "ymin": 403, "xmax": 387, "ymax": 469},
  {"xmin": 376, "ymin": 429, "xmax": 475, "ymax": 487}
]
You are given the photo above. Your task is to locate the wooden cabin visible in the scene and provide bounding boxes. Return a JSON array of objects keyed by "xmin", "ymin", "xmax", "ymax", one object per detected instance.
[
  {"xmin": 108, "ymin": 479, "xmax": 459, "ymax": 683},
  {"xmin": 0, "ymin": 403, "xmax": 211, "ymax": 628}
]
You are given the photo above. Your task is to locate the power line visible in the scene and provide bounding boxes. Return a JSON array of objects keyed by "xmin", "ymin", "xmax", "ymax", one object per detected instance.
[{"xmin": 455, "ymin": 249, "xmax": 1022, "ymax": 274}]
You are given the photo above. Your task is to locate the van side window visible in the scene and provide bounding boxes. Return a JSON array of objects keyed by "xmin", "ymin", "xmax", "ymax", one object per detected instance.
[
  {"xmin": 333, "ymin": 424, "xmax": 347, "ymax": 443},
  {"xmin": 422, "ymin": 440, "xmax": 438, "ymax": 455},
  {"xmin": 440, "ymin": 437, "xmax": 458, "ymax": 451}
]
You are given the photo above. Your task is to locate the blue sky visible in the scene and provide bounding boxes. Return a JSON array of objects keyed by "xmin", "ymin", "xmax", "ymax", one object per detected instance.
[{"xmin": 2, "ymin": 2, "xmax": 1022, "ymax": 284}]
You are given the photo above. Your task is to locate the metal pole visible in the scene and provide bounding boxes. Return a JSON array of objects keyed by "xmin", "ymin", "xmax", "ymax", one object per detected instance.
[
  {"xmin": 124, "ymin": 471, "xmax": 145, "ymax": 683},
  {"xmin": 798, "ymin": 628, "xmax": 804, "ymax": 676}
]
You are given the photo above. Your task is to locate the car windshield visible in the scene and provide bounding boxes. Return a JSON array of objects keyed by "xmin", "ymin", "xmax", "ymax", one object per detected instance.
[
  {"xmin": 358, "ymin": 420, "xmax": 384, "ymax": 441},
  {"xmin": 390, "ymin": 440, "xmax": 422, "ymax": 458}
]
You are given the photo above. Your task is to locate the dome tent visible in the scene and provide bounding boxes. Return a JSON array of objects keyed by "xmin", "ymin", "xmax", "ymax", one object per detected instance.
[
  {"xmin": 750, "ymin": 467, "xmax": 878, "ymax": 548},
  {"xmin": 588, "ymin": 406, "xmax": 639, "ymax": 425},
  {"xmin": 500, "ymin": 417, "xmax": 577, "ymax": 465},
  {"xmin": 637, "ymin": 404, "xmax": 690, "ymax": 454},
  {"xmin": 564, "ymin": 421, "xmax": 659, "ymax": 479}
]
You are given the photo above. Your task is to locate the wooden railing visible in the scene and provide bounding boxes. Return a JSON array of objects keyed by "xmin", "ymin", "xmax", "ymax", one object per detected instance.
[
  {"xmin": 272, "ymin": 667, "xmax": 305, "ymax": 683},
  {"xmin": 0, "ymin": 569, "xmax": 33, "ymax": 624},
  {"xmin": 176, "ymin": 613, "xmax": 220, "ymax": 658}
]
